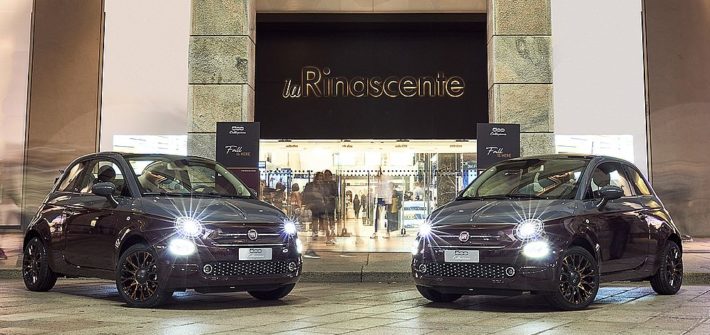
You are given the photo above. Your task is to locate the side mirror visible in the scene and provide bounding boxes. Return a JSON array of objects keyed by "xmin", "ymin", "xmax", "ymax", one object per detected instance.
[
  {"xmin": 248, "ymin": 187, "xmax": 258, "ymax": 197},
  {"xmin": 596, "ymin": 185, "xmax": 623, "ymax": 209},
  {"xmin": 92, "ymin": 182, "xmax": 118, "ymax": 207}
]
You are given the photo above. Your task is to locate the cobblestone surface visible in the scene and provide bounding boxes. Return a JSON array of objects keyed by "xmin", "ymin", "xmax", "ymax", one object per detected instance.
[{"xmin": 1, "ymin": 279, "xmax": 710, "ymax": 335}]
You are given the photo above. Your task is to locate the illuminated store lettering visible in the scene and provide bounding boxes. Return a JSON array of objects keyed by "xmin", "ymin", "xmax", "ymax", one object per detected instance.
[{"xmin": 282, "ymin": 66, "xmax": 466, "ymax": 99}]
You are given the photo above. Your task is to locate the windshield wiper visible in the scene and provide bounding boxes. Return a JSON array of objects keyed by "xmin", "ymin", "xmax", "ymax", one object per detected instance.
[
  {"xmin": 505, "ymin": 193, "xmax": 547, "ymax": 200},
  {"xmin": 456, "ymin": 195, "xmax": 510, "ymax": 201},
  {"xmin": 143, "ymin": 192, "xmax": 192, "ymax": 197}
]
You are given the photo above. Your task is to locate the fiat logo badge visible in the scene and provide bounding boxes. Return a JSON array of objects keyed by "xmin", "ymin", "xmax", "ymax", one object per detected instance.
[
  {"xmin": 247, "ymin": 229, "xmax": 258, "ymax": 241},
  {"xmin": 459, "ymin": 231, "xmax": 470, "ymax": 242}
]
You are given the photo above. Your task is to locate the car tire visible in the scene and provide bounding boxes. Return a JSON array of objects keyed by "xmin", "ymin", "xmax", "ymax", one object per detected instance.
[
  {"xmin": 22, "ymin": 237, "xmax": 58, "ymax": 292},
  {"xmin": 248, "ymin": 284, "xmax": 296, "ymax": 300},
  {"xmin": 116, "ymin": 244, "xmax": 170, "ymax": 308},
  {"xmin": 650, "ymin": 240, "xmax": 683, "ymax": 295},
  {"xmin": 416, "ymin": 285, "xmax": 462, "ymax": 303},
  {"xmin": 544, "ymin": 246, "xmax": 599, "ymax": 311}
]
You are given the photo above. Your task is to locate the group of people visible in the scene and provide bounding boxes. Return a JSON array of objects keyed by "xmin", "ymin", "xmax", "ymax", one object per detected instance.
[{"xmin": 302, "ymin": 170, "xmax": 339, "ymax": 245}]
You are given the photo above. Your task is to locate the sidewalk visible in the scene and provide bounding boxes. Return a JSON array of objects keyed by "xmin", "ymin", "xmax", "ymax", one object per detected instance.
[{"xmin": 3, "ymin": 230, "xmax": 710, "ymax": 283}]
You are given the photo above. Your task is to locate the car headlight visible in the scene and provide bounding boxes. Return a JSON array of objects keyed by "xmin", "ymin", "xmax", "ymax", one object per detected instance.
[
  {"xmin": 418, "ymin": 222, "xmax": 432, "ymax": 237},
  {"xmin": 411, "ymin": 238, "xmax": 421, "ymax": 256},
  {"xmin": 284, "ymin": 221, "xmax": 297, "ymax": 235},
  {"xmin": 295, "ymin": 238, "xmax": 303, "ymax": 254},
  {"xmin": 168, "ymin": 238, "xmax": 196, "ymax": 256},
  {"xmin": 522, "ymin": 240, "xmax": 550, "ymax": 258},
  {"xmin": 175, "ymin": 217, "xmax": 204, "ymax": 238},
  {"xmin": 515, "ymin": 218, "xmax": 544, "ymax": 240}
]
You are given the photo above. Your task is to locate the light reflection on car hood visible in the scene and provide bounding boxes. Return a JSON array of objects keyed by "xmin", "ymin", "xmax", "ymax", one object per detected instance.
[
  {"xmin": 429, "ymin": 199, "xmax": 578, "ymax": 226},
  {"xmin": 139, "ymin": 196, "xmax": 287, "ymax": 224}
]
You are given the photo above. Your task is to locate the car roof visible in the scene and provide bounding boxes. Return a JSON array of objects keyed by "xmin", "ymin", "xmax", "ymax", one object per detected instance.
[
  {"xmin": 72, "ymin": 152, "xmax": 214, "ymax": 162},
  {"xmin": 507, "ymin": 154, "xmax": 638, "ymax": 168}
]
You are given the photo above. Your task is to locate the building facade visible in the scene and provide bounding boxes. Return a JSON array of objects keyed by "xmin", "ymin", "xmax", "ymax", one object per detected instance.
[{"xmin": 1, "ymin": 0, "xmax": 707, "ymax": 244}]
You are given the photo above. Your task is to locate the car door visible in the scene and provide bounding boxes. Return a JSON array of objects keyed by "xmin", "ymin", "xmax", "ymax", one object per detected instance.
[
  {"xmin": 624, "ymin": 165, "xmax": 661, "ymax": 273},
  {"xmin": 63, "ymin": 158, "xmax": 132, "ymax": 270},
  {"xmin": 583, "ymin": 162, "xmax": 649, "ymax": 274},
  {"xmin": 43, "ymin": 159, "xmax": 91, "ymax": 271}
]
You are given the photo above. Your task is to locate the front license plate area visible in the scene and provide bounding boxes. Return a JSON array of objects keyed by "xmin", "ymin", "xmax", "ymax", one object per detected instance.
[
  {"xmin": 239, "ymin": 248, "xmax": 272, "ymax": 261},
  {"xmin": 444, "ymin": 250, "xmax": 479, "ymax": 263}
]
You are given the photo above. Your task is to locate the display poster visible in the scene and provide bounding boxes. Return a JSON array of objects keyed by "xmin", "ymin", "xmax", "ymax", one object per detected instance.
[
  {"xmin": 216, "ymin": 122, "xmax": 261, "ymax": 193},
  {"xmin": 476, "ymin": 123, "xmax": 520, "ymax": 171},
  {"xmin": 402, "ymin": 201, "xmax": 428, "ymax": 229}
]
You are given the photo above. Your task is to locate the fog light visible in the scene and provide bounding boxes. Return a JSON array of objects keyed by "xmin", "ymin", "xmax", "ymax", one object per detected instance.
[
  {"xmin": 203, "ymin": 264, "xmax": 213, "ymax": 275},
  {"xmin": 505, "ymin": 267, "xmax": 516, "ymax": 277},
  {"xmin": 288, "ymin": 262, "xmax": 298, "ymax": 272},
  {"xmin": 522, "ymin": 240, "xmax": 550, "ymax": 258},
  {"xmin": 418, "ymin": 264, "xmax": 427, "ymax": 273},
  {"xmin": 168, "ymin": 238, "xmax": 196, "ymax": 256}
]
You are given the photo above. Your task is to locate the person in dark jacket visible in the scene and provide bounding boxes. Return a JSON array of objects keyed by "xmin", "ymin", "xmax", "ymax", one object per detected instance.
[
  {"xmin": 323, "ymin": 170, "xmax": 338, "ymax": 245},
  {"xmin": 303, "ymin": 172, "xmax": 325, "ymax": 239},
  {"xmin": 353, "ymin": 194, "xmax": 361, "ymax": 219}
]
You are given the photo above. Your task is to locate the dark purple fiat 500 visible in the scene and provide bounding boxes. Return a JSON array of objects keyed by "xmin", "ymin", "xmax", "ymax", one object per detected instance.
[
  {"xmin": 412, "ymin": 155, "xmax": 683, "ymax": 310},
  {"xmin": 22, "ymin": 153, "xmax": 302, "ymax": 307}
]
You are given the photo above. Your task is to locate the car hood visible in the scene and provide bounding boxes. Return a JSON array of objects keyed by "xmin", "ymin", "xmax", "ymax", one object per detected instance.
[
  {"xmin": 139, "ymin": 196, "xmax": 287, "ymax": 224},
  {"xmin": 429, "ymin": 199, "xmax": 578, "ymax": 226}
]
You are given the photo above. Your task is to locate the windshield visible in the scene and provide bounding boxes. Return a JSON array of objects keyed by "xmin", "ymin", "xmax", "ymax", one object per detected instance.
[
  {"xmin": 460, "ymin": 158, "xmax": 588, "ymax": 200},
  {"xmin": 126, "ymin": 156, "xmax": 252, "ymax": 198}
]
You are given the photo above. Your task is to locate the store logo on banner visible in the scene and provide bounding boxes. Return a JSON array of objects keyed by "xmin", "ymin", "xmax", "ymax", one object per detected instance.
[
  {"xmin": 282, "ymin": 66, "xmax": 465, "ymax": 99},
  {"xmin": 229, "ymin": 126, "xmax": 246, "ymax": 135}
]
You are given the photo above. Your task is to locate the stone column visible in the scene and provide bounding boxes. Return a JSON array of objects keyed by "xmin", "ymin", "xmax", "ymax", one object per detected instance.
[
  {"xmin": 487, "ymin": 0, "xmax": 555, "ymax": 157},
  {"xmin": 188, "ymin": 0, "xmax": 255, "ymax": 160}
]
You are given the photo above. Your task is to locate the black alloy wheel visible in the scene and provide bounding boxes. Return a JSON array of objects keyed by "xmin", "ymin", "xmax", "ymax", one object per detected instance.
[
  {"xmin": 651, "ymin": 241, "xmax": 683, "ymax": 295},
  {"xmin": 545, "ymin": 246, "xmax": 599, "ymax": 310},
  {"xmin": 22, "ymin": 237, "xmax": 57, "ymax": 292},
  {"xmin": 248, "ymin": 283, "xmax": 296, "ymax": 300},
  {"xmin": 116, "ymin": 244, "xmax": 169, "ymax": 308},
  {"xmin": 416, "ymin": 285, "xmax": 462, "ymax": 303}
]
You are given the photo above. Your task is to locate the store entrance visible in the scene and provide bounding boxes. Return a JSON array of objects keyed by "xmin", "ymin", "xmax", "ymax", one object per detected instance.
[{"xmin": 259, "ymin": 140, "xmax": 477, "ymax": 252}]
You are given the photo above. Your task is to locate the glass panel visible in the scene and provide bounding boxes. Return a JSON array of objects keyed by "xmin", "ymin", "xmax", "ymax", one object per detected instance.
[
  {"xmin": 588, "ymin": 162, "xmax": 634, "ymax": 198},
  {"xmin": 625, "ymin": 165, "xmax": 652, "ymax": 196},
  {"xmin": 259, "ymin": 140, "xmax": 476, "ymax": 252}
]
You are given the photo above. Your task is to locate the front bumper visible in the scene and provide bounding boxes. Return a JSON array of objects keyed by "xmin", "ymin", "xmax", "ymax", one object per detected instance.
[
  {"xmin": 157, "ymin": 241, "xmax": 302, "ymax": 292},
  {"xmin": 412, "ymin": 244, "xmax": 560, "ymax": 294}
]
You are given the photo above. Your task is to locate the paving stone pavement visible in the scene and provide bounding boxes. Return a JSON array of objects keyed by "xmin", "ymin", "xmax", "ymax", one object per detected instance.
[{"xmin": 1, "ymin": 279, "xmax": 710, "ymax": 335}]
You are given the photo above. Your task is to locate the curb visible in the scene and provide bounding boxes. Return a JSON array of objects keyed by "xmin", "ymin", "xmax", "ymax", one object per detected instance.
[{"xmin": 3, "ymin": 268, "xmax": 710, "ymax": 285}]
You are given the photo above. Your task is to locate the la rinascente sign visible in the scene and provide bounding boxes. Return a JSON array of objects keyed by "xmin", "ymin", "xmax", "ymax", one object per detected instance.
[
  {"xmin": 282, "ymin": 66, "xmax": 465, "ymax": 99},
  {"xmin": 256, "ymin": 14, "xmax": 487, "ymax": 139}
]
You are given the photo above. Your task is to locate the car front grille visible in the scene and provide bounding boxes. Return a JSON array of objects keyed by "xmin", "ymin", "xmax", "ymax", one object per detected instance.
[
  {"xmin": 206, "ymin": 261, "xmax": 291, "ymax": 277},
  {"xmin": 423, "ymin": 263, "xmax": 509, "ymax": 279}
]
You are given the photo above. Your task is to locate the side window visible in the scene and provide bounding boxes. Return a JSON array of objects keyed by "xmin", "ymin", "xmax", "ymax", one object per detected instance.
[
  {"xmin": 56, "ymin": 161, "xmax": 89, "ymax": 193},
  {"xmin": 77, "ymin": 160, "xmax": 129, "ymax": 197},
  {"xmin": 625, "ymin": 166, "xmax": 652, "ymax": 196},
  {"xmin": 586, "ymin": 162, "xmax": 633, "ymax": 199}
]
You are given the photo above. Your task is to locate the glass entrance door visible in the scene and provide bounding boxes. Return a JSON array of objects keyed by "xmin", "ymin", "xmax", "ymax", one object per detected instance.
[{"xmin": 258, "ymin": 140, "xmax": 477, "ymax": 252}]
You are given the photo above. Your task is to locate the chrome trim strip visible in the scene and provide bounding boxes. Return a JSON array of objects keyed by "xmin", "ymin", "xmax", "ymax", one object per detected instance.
[
  {"xmin": 212, "ymin": 243, "xmax": 285, "ymax": 247},
  {"xmin": 438, "ymin": 235, "xmax": 501, "ymax": 239},
  {"xmin": 217, "ymin": 233, "xmax": 280, "ymax": 237},
  {"xmin": 434, "ymin": 245, "xmax": 506, "ymax": 249}
]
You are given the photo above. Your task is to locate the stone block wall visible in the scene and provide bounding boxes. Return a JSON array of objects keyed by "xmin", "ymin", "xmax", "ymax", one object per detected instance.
[{"xmin": 188, "ymin": 0, "xmax": 255, "ymax": 160}]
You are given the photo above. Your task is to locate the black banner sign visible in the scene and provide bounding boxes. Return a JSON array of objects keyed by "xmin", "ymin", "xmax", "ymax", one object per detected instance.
[
  {"xmin": 216, "ymin": 122, "xmax": 260, "ymax": 168},
  {"xmin": 256, "ymin": 14, "xmax": 487, "ymax": 140},
  {"xmin": 476, "ymin": 123, "xmax": 520, "ymax": 171}
]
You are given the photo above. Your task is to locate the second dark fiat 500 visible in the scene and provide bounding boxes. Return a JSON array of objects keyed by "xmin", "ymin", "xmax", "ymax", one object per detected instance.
[
  {"xmin": 412, "ymin": 155, "xmax": 683, "ymax": 310},
  {"xmin": 22, "ymin": 153, "xmax": 302, "ymax": 307}
]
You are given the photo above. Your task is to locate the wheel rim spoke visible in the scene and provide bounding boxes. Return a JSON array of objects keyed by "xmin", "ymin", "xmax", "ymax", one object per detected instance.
[
  {"xmin": 120, "ymin": 251, "xmax": 160, "ymax": 303},
  {"xmin": 559, "ymin": 252, "xmax": 597, "ymax": 305}
]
